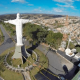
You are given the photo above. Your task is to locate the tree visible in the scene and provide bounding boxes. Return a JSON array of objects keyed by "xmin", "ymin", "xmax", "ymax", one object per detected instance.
[
  {"xmin": 23, "ymin": 23, "xmax": 62, "ymax": 49},
  {"xmin": 46, "ymin": 31, "xmax": 63, "ymax": 49},
  {"xmin": 23, "ymin": 23, "xmax": 48, "ymax": 44},
  {"xmin": 37, "ymin": 30, "xmax": 47, "ymax": 42},
  {"xmin": 46, "ymin": 31, "xmax": 54, "ymax": 46}
]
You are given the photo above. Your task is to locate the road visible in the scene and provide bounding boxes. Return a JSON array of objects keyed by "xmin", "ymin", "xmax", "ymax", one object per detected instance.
[
  {"xmin": 36, "ymin": 45, "xmax": 74, "ymax": 74},
  {"xmin": 0, "ymin": 25, "xmax": 14, "ymax": 54}
]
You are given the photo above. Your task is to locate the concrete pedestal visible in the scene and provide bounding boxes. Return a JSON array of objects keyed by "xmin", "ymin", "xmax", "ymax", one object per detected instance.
[{"xmin": 12, "ymin": 45, "xmax": 30, "ymax": 62}]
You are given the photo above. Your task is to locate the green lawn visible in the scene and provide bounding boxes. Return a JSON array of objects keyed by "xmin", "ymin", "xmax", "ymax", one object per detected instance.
[
  {"xmin": 7, "ymin": 51, "xmax": 36, "ymax": 68},
  {"xmin": 0, "ymin": 47, "xmax": 23, "ymax": 80},
  {"xmin": 1, "ymin": 69, "xmax": 23, "ymax": 80},
  {"xmin": 30, "ymin": 49, "xmax": 48, "ymax": 80},
  {"xmin": 75, "ymin": 47, "xmax": 80, "ymax": 52},
  {"xmin": 0, "ymin": 28, "xmax": 4, "ymax": 45}
]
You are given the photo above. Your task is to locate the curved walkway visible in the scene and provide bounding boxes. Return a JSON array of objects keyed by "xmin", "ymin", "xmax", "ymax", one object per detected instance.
[
  {"xmin": 0, "ymin": 25, "xmax": 14, "ymax": 54},
  {"xmin": 4, "ymin": 50, "xmax": 39, "ymax": 72},
  {"xmin": 3, "ymin": 50, "xmax": 39, "ymax": 80}
]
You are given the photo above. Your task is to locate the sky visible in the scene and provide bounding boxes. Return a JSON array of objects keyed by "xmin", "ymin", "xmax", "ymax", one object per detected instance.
[{"xmin": 0, "ymin": 0, "xmax": 80, "ymax": 16}]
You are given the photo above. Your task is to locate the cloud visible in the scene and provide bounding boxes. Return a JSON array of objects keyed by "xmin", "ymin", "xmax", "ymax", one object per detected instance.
[
  {"xmin": 57, "ymin": 4, "xmax": 75, "ymax": 9},
  {"xmin": 54, "ymin": 0, "xmax": 78, "ymax": 10},
  {"xmin": 33, "ymin": 9, "xmax": 42, "ymax": 12},
  {"xmin": 53, "ymin": 0, "xmax": 80, "ymax": 4},
  {"xmin": 11, "ymin": 0, "xmax": 28, "ymax": 3},
  {"xmin": 53, "ymin": 0, "xmax": 73, "ymax": 3},
  {"xmin": 28, "ymin": 4, "xmax": 34, "ymax": 6},
  {"xmin": 53, "ymin": 8, "xmax": 63, "ymax": 12},
  {"xmin": 33, "ymin": 7, "xmax": 42, "ymax": 12}
]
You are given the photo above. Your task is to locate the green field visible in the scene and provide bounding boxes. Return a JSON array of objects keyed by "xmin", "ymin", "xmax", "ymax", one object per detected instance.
[
  {"xmin": 0, "ymin": 28, "xmax": 4, "ymax": 45},
  {"xmin": 0, "ymin": 47, "xmax": 23, "ymax": 80}
]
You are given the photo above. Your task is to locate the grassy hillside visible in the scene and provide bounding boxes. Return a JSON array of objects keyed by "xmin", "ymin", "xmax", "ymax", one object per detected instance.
[{"xmin": 0, "ymin": 28, "xmax": 4, "ymax": 45}]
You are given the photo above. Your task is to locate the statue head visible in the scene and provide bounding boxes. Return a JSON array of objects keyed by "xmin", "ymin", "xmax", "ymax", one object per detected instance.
[{"xmin": 17, "ymin": 13, "xmax": 20, "ymax": 19}]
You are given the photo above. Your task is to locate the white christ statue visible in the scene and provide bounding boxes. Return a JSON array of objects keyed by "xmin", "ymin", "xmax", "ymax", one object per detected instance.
[
  {"xmin": 4, "ymin": 13, "xmax": 32, "ymax": 61},
  {"xmin": 4, "ymin": 13, "xmax": 32, "ymax": 46}
]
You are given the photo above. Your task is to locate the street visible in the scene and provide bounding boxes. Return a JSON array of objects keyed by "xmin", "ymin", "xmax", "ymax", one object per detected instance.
[{"xmin": 0, "ymin": 25, "xmax": 14, "ymax": 54}]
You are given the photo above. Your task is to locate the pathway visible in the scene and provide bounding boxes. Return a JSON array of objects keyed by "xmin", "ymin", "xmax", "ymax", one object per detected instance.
[
  {"xmin": 22, "ymin": 71, "xmax": 31, "ymax": 80},
  {"xmin": 0, "ymin": 25, "xmax": 14, "ymax": 54}
]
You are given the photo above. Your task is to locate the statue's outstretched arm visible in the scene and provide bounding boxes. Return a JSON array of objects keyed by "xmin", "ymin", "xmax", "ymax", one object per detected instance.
[
  {"xmin": 22, "ymin": 19, "xmax": 33, "ymax": 24},
  {"xmin": 4, "ymin": 19, "xmax": 16, "ymax": 25}
]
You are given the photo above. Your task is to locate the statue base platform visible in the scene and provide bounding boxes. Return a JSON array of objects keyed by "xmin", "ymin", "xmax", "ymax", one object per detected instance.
[{"xmin": 12, "ymin": 44, "xmax": 30, "ymax": 63}]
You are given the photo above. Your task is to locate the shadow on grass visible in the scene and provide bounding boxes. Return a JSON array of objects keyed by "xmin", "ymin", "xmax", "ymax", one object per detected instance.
[
  {"xmin": 26, "ymin": 42, "xmax": 40, "ymax": 55},
  {"xmin": 23, "ymin": 42, "xmax": 40, "ymax": 63},
  {"xmin": 75, "ymin": 45, "xmax": 80, "ymax": 47}
]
